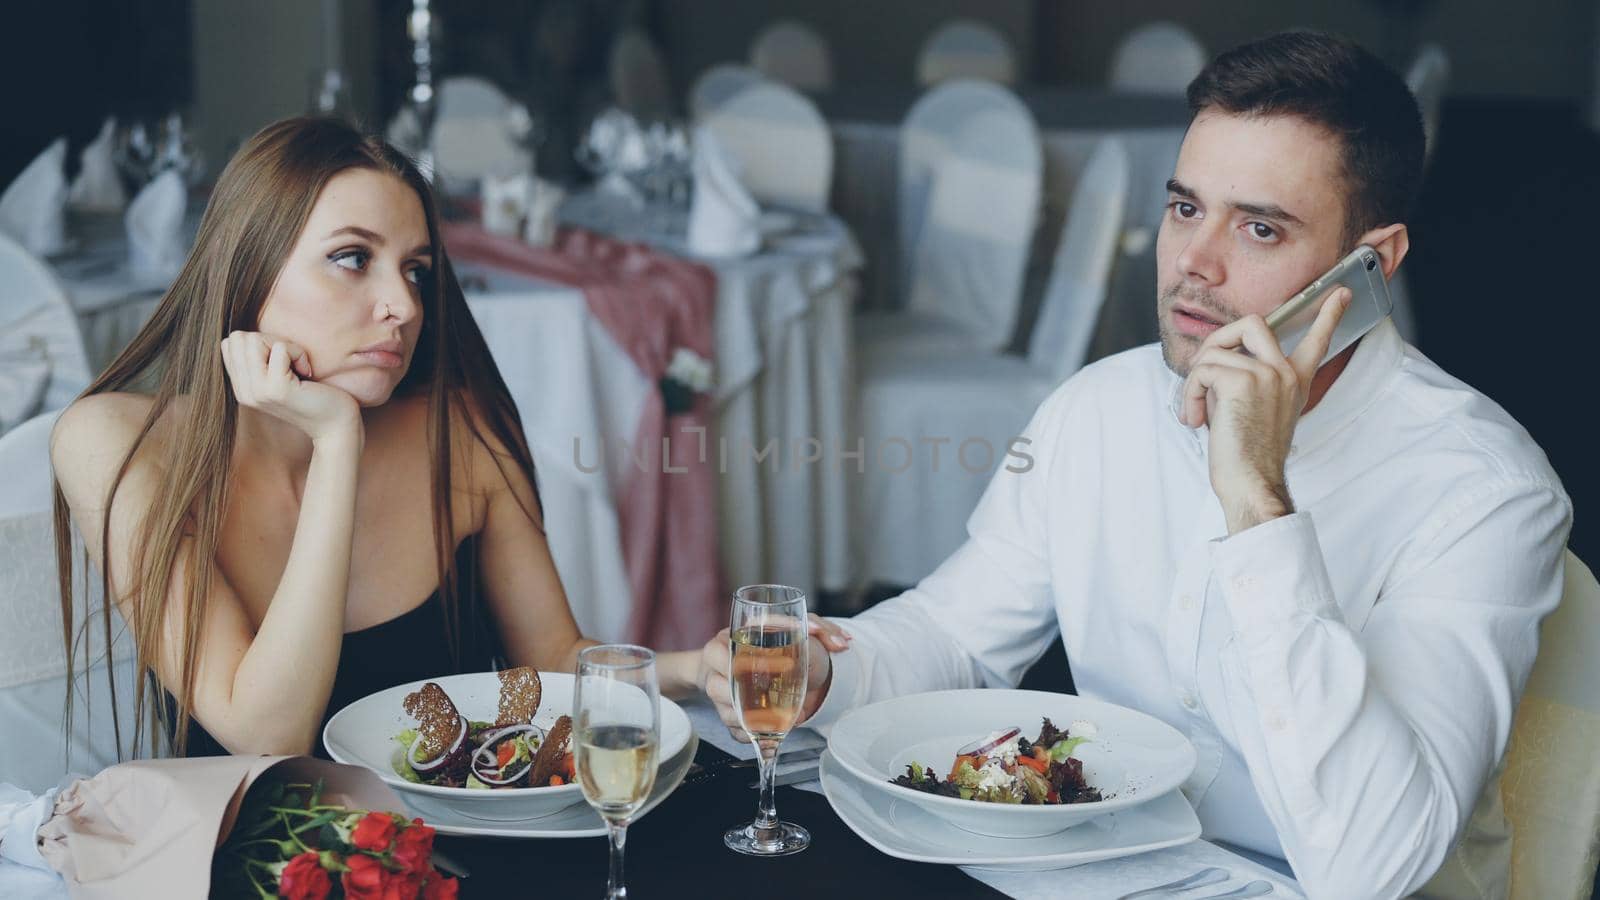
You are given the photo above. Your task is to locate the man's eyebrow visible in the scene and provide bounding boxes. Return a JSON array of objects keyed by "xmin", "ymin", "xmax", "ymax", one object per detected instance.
[
  {"xmin": 1165, "ymin": 179, "xmax": 1306, "ymax": 228},
  {"xmin": 325, "ymin": 225, "xmax": 433, "ymax": 257}
]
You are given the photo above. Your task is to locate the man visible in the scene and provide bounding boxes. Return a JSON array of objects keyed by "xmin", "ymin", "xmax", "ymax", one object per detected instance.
[{"xmin": 699, "ymin": 31, "xmax": 1571, "ymax": 898}]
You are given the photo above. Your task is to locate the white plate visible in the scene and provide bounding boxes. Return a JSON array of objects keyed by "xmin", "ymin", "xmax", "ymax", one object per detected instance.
[
  {"xmin": 402, "ymin": 735, "xmax": 698, "ymax": 838},
  {"xmin": 324, "ymin": 671, "xmax": 692, "ymax": 823},
  {"xmin": 829, "ymin": 689, "xmax": 1196, "ymax": 838},
  {"xmin": 820, "ymin": 750, "xmax": 1200, "ymax": 871}
]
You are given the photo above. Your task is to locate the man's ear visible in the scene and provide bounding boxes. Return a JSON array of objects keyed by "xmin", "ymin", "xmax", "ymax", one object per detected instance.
[{"xmin": 1356, "ymin": 223, "xmax": 1409, "ymax": 280}]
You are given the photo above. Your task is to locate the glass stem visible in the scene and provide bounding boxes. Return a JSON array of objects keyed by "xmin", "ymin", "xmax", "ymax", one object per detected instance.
[
  {"xmin": 605, "ymin": 819, "xmax": 628, "ymax": 899},
  {"xmin": 755, "ymin": 738, "xmax": 781, "ymax": 840}
]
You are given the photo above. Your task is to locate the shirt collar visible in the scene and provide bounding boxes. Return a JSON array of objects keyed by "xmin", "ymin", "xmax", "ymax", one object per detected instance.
[{"xmin": 1165, "ymin": 317, "xmax": 1406, "ymax": 459}]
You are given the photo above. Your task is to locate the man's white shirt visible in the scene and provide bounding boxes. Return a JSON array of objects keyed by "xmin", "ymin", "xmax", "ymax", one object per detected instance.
[{"xmin": 807, "ymin": 318, "xmax": 1570, "ymax": 898}]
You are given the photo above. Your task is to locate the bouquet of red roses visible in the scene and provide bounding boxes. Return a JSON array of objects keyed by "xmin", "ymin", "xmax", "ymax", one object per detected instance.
[{"xmin": 212, "ymin": 778, "xmax": 458, "ymax": 900}]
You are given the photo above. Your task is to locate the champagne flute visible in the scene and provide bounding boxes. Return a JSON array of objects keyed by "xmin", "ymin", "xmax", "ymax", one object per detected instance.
[
  {"xmin": 574, "ymin": 644, "xmax": 660, "ymax": 899},
  {"xmin": 723, "ymin": 585, "xmax": 811, "ymax": 856}
]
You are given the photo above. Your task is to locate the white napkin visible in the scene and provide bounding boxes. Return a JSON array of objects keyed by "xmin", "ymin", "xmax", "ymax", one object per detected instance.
[
  {"xmin": 0, "ymin": 139, "xmax": 69, "ymax": 256},
  {"xmin": 522, "ymin": 178, "xmax": 566, "ymax": 247},
  {"xmin": 68, "ymin": 118, "xmax": 126, "ymax": 212},
  {"xmin": 686, "ymin": 127, "xmax": 760, "ymax": 258},
  {"xmin": 124, "ymin": 170, "xmax": 187, "ymax": 281},
  {"xmin": 481, "ymin": 171, "xmax": 533, "ymax": 238}
]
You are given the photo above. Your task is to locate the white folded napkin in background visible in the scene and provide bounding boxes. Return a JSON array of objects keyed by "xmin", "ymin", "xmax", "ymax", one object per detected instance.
[
  {"xmin": 686, "ymin": 127, "xmax": 760, "ymax": 258},
  {"xmin": 523, "ymin": 178, "xmax": 566, "ymax": 247},
  {"xmin": 0, "ymin": 139, "xmax": 69, "ymax": 257},
  {"xmin": 481, "ymin": 171, "xmax": 533, "ymax": 238},
  {"xmin": 67, "ymin": 118, "xmax": 126, "ymax": 213},
  {"xmin": 124, "ymin": 170, "xmax": 187, "ymax": 280}
]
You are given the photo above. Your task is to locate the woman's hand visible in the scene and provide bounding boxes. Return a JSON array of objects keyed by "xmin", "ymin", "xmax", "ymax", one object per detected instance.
[
  {"xmin": 220, "ymin": 331, "xmax": 360, "ymax": 443},
  {"xmin": 698, "ymin": 614, "xmax": 852, "ymax": 743}
]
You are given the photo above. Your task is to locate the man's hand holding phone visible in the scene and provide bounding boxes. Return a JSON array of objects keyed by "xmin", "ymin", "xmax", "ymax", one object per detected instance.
[{"xmin": 1180, "ymin": 288, "xmax": 1351, "ymax": 535}]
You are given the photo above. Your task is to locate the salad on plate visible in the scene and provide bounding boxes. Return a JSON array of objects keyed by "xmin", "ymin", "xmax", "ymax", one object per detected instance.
[
  {"xmin": 891, "ymin": 717, "xmax": 1103, "ymax": 805},
  {"xmin": 392, "ymin": 666, "xmax": 575, "ymax": 790}
]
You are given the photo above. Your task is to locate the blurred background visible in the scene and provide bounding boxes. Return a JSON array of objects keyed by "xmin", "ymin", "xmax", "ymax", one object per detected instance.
[{"xmin": 1, "ymin": 0, "xmax": 1596, "ymax": 618}]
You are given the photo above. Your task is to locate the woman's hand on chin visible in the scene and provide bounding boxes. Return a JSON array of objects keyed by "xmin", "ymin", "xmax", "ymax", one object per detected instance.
[{"xmin": 220, "ymin": 331, "xmax": 361, "ymax": 443}]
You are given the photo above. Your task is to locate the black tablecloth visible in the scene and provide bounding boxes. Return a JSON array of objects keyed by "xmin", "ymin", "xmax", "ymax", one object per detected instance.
[{"xmin": 436, "ymin": 742, "xmax": 1010, "ymax": 899}]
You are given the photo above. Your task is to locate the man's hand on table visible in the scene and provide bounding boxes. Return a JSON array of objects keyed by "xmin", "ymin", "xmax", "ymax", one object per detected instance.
[
  {"xmin": 698, "ymin": 614, "xmax": 851, "ymax": 743},
  {"xmin": 1179, "ymin": 288, "xmax": 1349, "ymax": 535}
]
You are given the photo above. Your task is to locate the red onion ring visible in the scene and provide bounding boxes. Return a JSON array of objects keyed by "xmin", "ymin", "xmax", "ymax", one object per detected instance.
[
  {"xmin": 408, "ymin": 716, "xmax": 467, "ymax": 773},
  {"xmin": 469, "ymin": 723, "xmax": 545, "ymax": 786},
  {"xmin": 957, "ymin": 726, "xmax": 1021, "ymax": 758}
]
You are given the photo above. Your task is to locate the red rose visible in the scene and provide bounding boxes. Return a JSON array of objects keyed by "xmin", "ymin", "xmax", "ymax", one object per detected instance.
[
  {"xmin": 342, "ymin": 854, "xmax": 391, "ymax": 900},
  {"xmin": 423, "ymin": 874, "xmax": 460, "ymax": 900},
  {"xmin": 277, "ymin": 851, "xmax": 331, "ymax": 900},
  {"xmin": 388, "ymin": 872, "xmax": 428, "ymax": 900},
  {"xmin": 389, "ymin": 820, "xmax": 436, "ymax": 874},
  {"xmin": 351, "ymin": 812, "xmax": 399, "ymax": 852}
]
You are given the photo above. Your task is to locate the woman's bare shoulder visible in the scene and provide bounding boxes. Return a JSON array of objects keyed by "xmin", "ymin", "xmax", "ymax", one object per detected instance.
[{"xmin": 51, "ymin": 392, "xmax": 169, "ymax": 509}]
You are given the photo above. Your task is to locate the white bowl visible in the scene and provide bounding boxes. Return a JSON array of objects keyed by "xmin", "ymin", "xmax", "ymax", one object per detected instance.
[
  {"xmin": 828, "ymin": 689, "xmax": 1196, "ymax": 839},
  {"xmin": 324, "ymin": 671, "xmax": 692, "ymax": 823}
]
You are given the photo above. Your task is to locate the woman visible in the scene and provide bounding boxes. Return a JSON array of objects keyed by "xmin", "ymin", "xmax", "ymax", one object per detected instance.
[{"xmin": 49, "ymin": 117, "xmax": 712, "ymax": 757}]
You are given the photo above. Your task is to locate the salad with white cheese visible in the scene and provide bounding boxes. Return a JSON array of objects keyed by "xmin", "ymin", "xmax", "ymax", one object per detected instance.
[{"xmin": 890, "ymin": 718, "xmax": 1103, "ymax": 805}]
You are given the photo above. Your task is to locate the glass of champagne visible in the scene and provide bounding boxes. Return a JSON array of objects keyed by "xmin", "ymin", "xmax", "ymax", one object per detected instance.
[
  {"xmin": 723, "ymin": 585, "xmax": 811, "ymax": 856},
  {"xmin": 574, "ymin": 644, "xmax": 660, "ymax": 899}
]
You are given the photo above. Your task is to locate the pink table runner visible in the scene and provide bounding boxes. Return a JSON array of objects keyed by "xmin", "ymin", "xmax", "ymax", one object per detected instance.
[{"xmin": 442, "ymin": 221, "xmax": 723, "ymax": 651}]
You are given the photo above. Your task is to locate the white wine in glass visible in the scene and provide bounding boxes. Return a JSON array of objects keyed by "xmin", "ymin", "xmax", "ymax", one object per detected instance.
[
  {"xmin": 724, "ymin": 585, "xmax": 811, "ymax": 857},
  {"xmin": 574, "ymin": 644, "xmax": 660, "ymax": 899},
  {"xmin": 575, "ymin": 723, "xmax": 658, "ymax": 817}
]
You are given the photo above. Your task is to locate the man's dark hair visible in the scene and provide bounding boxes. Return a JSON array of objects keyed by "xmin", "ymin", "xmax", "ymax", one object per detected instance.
[{"xmin": 1186, "ymin": 31, "xmax": 1426, "ymax": 244}]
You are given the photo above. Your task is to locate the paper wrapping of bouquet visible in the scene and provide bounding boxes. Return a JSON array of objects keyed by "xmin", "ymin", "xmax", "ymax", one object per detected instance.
[
  {"xmin": 35, "ymin": 755, "xmax": 405, "ymax": 899},
  {"xmin": 441, "ymin": 220, "xmax": 723, "ymax": 652}
]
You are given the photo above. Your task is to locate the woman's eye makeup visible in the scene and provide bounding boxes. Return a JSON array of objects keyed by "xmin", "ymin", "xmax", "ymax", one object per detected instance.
[{"xmin": 330, "ymin": 248, "xmax": 370, "ymax": 271}]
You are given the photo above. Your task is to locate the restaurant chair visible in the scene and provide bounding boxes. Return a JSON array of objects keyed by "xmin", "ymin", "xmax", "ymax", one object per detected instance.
[
  {"xmin": 429, "ymin": 76, "xmax": 530, "ymax": 189},
  {"xmin": 609, "ymin": 29, "xmax": 674, "ymax": 120},
  {"xmin": 1406, "ymin": 43, "xmax": 1451, "ymax": 167},
  {"xmin": 700, "ymin": 81, "xmax": 834, "ymax": 212},
  {"xmin": 915, "ymin": 20, "xmax": 1017, "ymax": 87},
  {"xmin": 750, "ymin": 20, "xmax": 833, "ymax": 92},
  {"xmin": 689, "ymin": 63, "xmax": 765, "ymax": 121},
  {"xmin": 1108, "ymin": 21, "xmax": 1208, "ymax": 96},
  {"xmin": 853, "ymin": 138, "xmax": 1127, "ymax": 587},
  {"xmin": 1424, "ymin": 549, "xmax": 1600, "ymax": 899},
  {"xmin": 857, "ymin": 80, "xmax": 1041, "ymax": 360},
  {"xmin": 0, "ymin": 411, "xmax": 142, "ymax": 795},
  {"xmin": 0, "ymin": 233, "xmax": 92, "ymax": 437}
]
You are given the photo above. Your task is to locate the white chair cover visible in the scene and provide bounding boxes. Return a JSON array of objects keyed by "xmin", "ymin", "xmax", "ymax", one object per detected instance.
[
  {"xmin": 1422, "ymin": 550, "xmax": 1600, "ymax": 899},
  {"xmin": 750, "ymin": 20, "xmax": 833, "ymax": 91},
  {"xmin": 0, "ymin": 233, "xmax": 92, "ymax": 436},
  {"xmin": 0, "ymin": 411, "xmax": 142, "ymax": 794},
  {"xmin": 899, "ymin": 104, "xmax": 1041, "ymax": 352},
  {"xmin": 915, "ymin": 19, "xmax": 1017, "ymax": 87},
  {"xmin": 854, "ymin": 139, "xmax": 1125, "ymax": 588},
  {"xmin": 689, "ymin": 64, "xmax": 765, "ymax": 120},
  {"xmin": 895, "ymin": 80, "xmax": 1032, "ymax": 314},
  {"xmin": 429, "ymin": 76, "xmax": 531, "ymax": 186},
  {"xmin": 1026, "ymin": 138, "xmax": 1131, "ymax": 381},
  {"xmin": 609, "ymin": 30, "xmax": 673, "ymax": 120},
  {"xmin": 1406, "ymin": 43, "xmax": 1450, "ymax": 165},
  {"xmin": 701, "ymin": 82, "xmax": 834, "ymax": 212},
  {"xmin": 1108, "ymin": 22, "xmax": 1208, "ymax": 95}
]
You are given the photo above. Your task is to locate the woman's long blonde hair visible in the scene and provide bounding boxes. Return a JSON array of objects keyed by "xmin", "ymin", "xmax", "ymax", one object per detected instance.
[{"xmin": 53, "ymin": 117, "xmax": 543, "ymax": 756}]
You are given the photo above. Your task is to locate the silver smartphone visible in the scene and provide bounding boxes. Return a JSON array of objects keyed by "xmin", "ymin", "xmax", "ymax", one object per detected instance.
[{"xmin": 1265, "ymin": 245, "xmax": 1393, "ymax": 367}]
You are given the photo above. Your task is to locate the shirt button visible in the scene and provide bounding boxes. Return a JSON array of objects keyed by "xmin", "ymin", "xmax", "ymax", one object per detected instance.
[
  {"xmin": 1232, "ymin": 574, "xmax": 1255, "ymax": 593},
  {"xmin": 1289, "ymin": 444, "xmax": 1299, "ymax": 457},
  {"xmin": 1266, "ymin": 710, "xmax": 1288, "ymax": 731},
  {"xmin": 1178, "ymin": 593, "xmax": 1196, "ymax": 611},
  {"xmin": 1180, "ymin": 691, "xmax": 1198, "ymax": 711}
]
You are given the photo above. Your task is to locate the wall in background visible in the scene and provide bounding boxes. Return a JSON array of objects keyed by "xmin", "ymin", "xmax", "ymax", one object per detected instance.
[{"xmin": 190, "ymin": 0, "xmax": 379, "ymax": 170}]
